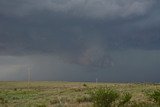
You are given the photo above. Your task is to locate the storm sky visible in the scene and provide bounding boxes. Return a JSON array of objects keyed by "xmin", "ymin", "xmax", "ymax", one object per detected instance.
[{"xmin": 0, "ymin": 0, "xmax": 160, "ymax": 82}]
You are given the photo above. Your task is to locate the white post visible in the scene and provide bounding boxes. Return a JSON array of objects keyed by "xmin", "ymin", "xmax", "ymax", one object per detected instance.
[{"xmin": 96, "ymin": 78, "xmax": 98, "ymax": 83}]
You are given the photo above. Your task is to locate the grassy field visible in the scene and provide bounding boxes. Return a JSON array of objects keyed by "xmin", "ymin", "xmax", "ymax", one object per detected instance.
[{"xmin": 0, "ymin": 81, "xmax": 160, "ymax": 107}]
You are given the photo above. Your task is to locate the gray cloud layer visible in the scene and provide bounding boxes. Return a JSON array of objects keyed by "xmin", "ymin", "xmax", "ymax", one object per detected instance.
[{"xmin": 0, "ymin": 0, "xmax": 156, "ymax": 19}]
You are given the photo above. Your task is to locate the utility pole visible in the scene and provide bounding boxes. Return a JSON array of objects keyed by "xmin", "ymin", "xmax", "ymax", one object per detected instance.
[{"xmin": 27, "ymin": 65, "xmax": 31, "ymax": 91}]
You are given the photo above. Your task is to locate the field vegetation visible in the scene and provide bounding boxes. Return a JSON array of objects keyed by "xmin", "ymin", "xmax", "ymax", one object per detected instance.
[{"xmin": 0, "ymin": 81, "xmax": 160, "ymax": 107}]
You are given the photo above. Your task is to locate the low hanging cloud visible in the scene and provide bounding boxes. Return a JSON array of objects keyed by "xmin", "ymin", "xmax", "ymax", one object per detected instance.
[
  {"xmin": 0, "ymin": 0, "xmax": 156, "ymax": 19},
  {"xmin": 0, "ymin": 50, "xmax": 160, "ymax": 82}
]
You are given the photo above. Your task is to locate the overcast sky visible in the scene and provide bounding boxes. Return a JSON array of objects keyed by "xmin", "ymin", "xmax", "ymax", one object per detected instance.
[{"xmin": 0, "ymin": 0, "xmax": 160, "ymax": 82}]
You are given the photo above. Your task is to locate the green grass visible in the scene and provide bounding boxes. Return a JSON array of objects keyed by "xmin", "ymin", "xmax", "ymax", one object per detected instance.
[{"xmin": 0, "ymin": 81, "xmax": 159, "ymax": 107}]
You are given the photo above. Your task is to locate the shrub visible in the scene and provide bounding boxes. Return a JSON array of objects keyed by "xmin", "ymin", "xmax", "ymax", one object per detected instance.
[
  {"xmin": 14, "ymin": 88, "xmax": 17, "ymax": 91},
  {"xmin": 146, "ymin": 89, "xmax": 160, "ymax": 105},
  {"xmin": 50, "ymin": 98, "xmax": 59, "ymax": 105},
  {"xmin": 0, "ymin": 97, "xmax": 8, "ymax": 104},
  {"xmin": 119, "ymin": 92, "xmax": 132, "ymax": 106},
  {"xmin": 89, "ymin": 88, "xmax": 119, "ymax": 107},
  {"xmin": 83, "ymin": 83, "xmax": 87, "ymax": 87}
]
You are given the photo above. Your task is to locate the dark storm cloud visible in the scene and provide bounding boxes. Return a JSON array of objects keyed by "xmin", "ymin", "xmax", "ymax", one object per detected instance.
[
  {"xmin": 0, "ymin": 0, "xmax": 156, "ymax": 18},
  {"xmin": 0, "ymin": 0, "xmax": 160, "ymax": 58},
  {"xmin": 0, "ymin": 0, "xmax": 160, "ymax": 82},
  {"xmin": 0, "ymin": 0, "xmax": 159, "ymax": 51}
]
